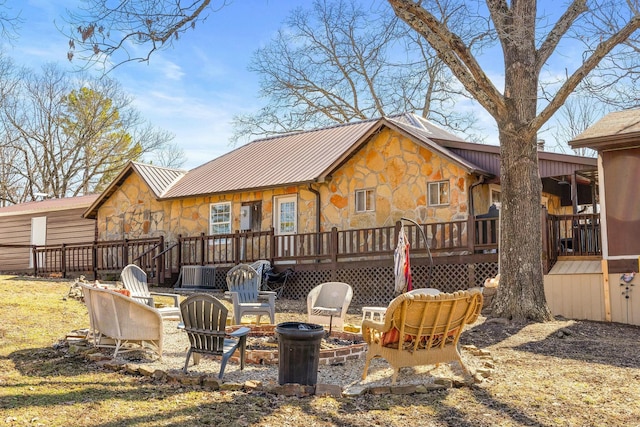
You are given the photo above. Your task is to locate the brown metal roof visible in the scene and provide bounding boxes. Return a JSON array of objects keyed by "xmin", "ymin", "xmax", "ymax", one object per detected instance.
[
  {"xmin": 438, "ymin": 139, "xmax": 597, "ymax": 178},
  {"xmin": 385, "ymin": 117, "xmax": 490, "ymax": 175},
  {"xmin": 84, "ymin": 113, "xmax": 601, "ymax": 216},
  {"xmin": 162, "ymin": 120, "xmax": 381, "ymax": 198},
  {"xmin": 83, "ymin": 162, "xmax": 186, "ymax": 219},
  {"xmin": 132, "ymin": 162, "xmax": 186, "ymax": 197},
  {"xmin": 570, "ymin": 109, "xmax": 640, "ymax": 151},
  {"xmin": 0, "ymin": 194, "xmax": 100, "ymax": 217}
]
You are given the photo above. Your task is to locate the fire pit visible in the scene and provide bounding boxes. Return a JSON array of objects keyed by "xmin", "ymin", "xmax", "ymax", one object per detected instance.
[{"xmin": 227, "ymin": 325, "xmax": 367, "ymax": 366}]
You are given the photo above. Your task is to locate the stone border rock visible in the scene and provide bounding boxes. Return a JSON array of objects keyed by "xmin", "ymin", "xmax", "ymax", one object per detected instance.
[{"xmin": 65, "ymin": 336, "xmax": 495, "ymax": 397}]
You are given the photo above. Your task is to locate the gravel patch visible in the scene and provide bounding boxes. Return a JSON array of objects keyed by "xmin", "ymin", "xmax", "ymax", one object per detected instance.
[{"xmin": 103, "ymin": 297, "xmax": 486, "ymax": 390}]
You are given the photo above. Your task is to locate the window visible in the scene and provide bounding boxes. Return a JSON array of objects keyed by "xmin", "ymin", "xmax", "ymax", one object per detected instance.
[
  {"xmin": 210, "ymin": 202, "xmax": 231, "ymax": 234},
  {"xmin": 428, "ymin": 181, "xmax": 450, "ymax": 206},
  {"xmin": 274, "ymin": 195, "xmax": 297, "ymax": 235},
  {"xmin": 355, "ymin": 189, "xmax": 375, "ymax": 212},
  {"xmin": 489, "ymin": 184, "xmax": 501, "ymax": 205}
]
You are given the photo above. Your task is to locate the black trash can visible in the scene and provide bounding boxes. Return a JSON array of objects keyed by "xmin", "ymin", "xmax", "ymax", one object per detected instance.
[{"xmin": 276, "ymin": 322, "xmax": 324, "ymax": 385}]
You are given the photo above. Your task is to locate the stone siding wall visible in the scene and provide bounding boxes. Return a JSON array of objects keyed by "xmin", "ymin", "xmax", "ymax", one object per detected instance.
[
  {"xmin": 97, "ymin": 129, "xmax": 498, "ymax": 241},
  {"xmin": 319, "ymin": 128, "xmax": 470, "ymax": 230}
]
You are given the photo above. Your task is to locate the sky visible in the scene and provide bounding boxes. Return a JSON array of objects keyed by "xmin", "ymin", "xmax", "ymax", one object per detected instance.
[
  {"xmin": 2, "ymin": 1, "xmax": 590, "ymax": 171},
  {"xmin": 6, "ymin": 0, "xmax": 325, "ymax": 170}
]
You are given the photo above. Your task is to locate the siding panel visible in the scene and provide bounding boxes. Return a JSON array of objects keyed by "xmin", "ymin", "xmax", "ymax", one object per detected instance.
[{"xmin": 0, "ymin": 207, "xmax": 96, "ymax": 272}]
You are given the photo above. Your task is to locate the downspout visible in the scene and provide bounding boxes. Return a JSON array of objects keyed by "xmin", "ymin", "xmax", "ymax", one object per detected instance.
[
  {"xmin": 468, "ymin": 175, "xmax": 485, "ymax": 256},
  {"xmin": 468, "ymin": 175, "xmax": 485, "ymax": 218},
  {"xmin": 308, "ymin": 184, "xmax": 322, "ymax": 261},
  {"xmin": 308, "ymin": 184, "xmax": 321, "ymax": 233}
]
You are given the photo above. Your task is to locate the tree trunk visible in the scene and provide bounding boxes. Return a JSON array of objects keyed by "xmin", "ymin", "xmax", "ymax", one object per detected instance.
[
  {"xmin": 492, "ymin": 126, "xmax": 553, "ymax": 322},
  {"xmin": 491, "ymin": 5, "xmax": 553, "ymax": 322}
]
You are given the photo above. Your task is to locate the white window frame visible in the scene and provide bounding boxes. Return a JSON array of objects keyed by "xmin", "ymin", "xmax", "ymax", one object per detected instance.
[
  {"xmin": 355, "ymin": 189, "xmax": 375, "ymax": 212},
  {"xmin": 428, "ymin": 180, "xmax": 450, "ymax": 206},
  {"xmin": 209, "ymin": 202, "xmax": 232, "ymax": 235},
  {"xmin": 274, "ymin": 195, "xmax": 297, "ymax": 235}
]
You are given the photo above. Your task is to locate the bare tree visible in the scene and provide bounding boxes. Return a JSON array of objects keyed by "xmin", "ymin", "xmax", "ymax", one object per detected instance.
[
  {"xmin": 0, "ymin": 54, "xmax": 21, "ymax": 206},
  {"xmin": 0, "ymin": 0, "xmax": 22, "ymax": 42},
  {"xmin": 149, "ymin": 141, "xmax": 187, "ymax": 169},
  {"xmin": 0, "ymin": 64, "xmax": 173, "ymax": 202},
  {"xmin": 231, "ymin": 0, "xmax": 481, "ymax": 143},
  {"xmin": 64, "ymin": 0, "xmax": 229, "ymax": 69},
  {"xmin": 388, "ymin": 0, "xmax": 640, "ymax": 321},
  {"xmin": 551, "ymin": 94, "xmax": 603, "ymax": 157}
]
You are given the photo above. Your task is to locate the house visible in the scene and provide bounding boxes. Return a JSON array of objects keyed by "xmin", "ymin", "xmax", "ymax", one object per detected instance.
[
  {"xmin": 84, "ymin": 114, "xmax": 597, "ymax": 248},
  {"xmin": 543, "ymin": 108, "xmax": 640, "ymax": 325},
  {"xmin": 0, "ymin": 194, "xmax": 99, "ymax": 273}
]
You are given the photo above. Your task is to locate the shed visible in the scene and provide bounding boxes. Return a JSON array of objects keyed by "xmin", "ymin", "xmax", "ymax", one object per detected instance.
[{"xmin": 0, "ymin": 195, "xmax": 98, "ymax": 273}]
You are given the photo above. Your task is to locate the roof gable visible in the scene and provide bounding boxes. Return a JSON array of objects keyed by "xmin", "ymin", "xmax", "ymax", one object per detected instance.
[
  {"xmin": 162, "ymin": 113, "xmax": 488, "ymax": 199},
  {"xmin": 83, "ymin": 161, "xmax": 186, "ymax": 219}
]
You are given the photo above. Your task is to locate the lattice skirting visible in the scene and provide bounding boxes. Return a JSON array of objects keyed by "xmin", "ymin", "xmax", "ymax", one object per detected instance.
[{"xmin": 203, "ymin": 260, "xmax": 498, "ymax": 307}]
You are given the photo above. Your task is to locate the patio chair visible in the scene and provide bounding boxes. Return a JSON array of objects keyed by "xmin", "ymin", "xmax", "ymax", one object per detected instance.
[
  {"xmin": 307, "ymin": 282, "xmax": 353, "ymax": 333},
  {"xmin": 261, "ymin": 266, "xmax": 294, "ymax": 298},
  {"xmin": 226, "ymin": 263, "xmax": 276, "ymax": 325},
  {"xmin": 179, "ymin": 293, "xmax": 250, "ymax": 379},
  {"xmin": 361, "ymin": 288, "xmax": 483, "ymax": 384},
  {"xmin": 120, "ymin": 264, "xmax": 182, "ymax": 320},
  {"xmin": 249, "ymin": 260, "xmax": 271, "ymax": 289},
  {"xmin": 79, "ymin": 283, "xmax": 163, "ymax": 359}
]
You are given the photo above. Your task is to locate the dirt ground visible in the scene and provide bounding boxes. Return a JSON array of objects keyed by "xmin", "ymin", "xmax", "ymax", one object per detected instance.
[{"xmin": 4, "ymin": 278, "xmax": 640, "ymax": 426}]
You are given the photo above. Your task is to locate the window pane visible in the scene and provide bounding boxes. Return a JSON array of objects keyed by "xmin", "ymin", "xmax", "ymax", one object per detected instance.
[
  {"xmin": 356, "ymin": 190, "xmax": 365, "ymax": 212},
  {"xmin": 491, "ymin": 189, "xmax": 501, "ymax": 204},
  {"xmin": 439, "ymin": 182, "xmax": 449, "ymax": 204},
  {"xmin": 428, "ymin": 183, "xmax": 439, "ymax": 205},
  {"xmin": 428, "ymin": 181, "xmax": 449, "ymax": 206},
  {"xmin": 279, "ymin": 201, "xmax": 295, "ymax": 233},
  {"xmin": 355, "ymin": 189, "xmax": 375, "ymax": 212},
  {"xmin": 366, "ymin": 189, "xmax": 375, "ymax": 210},
  {"xmin": 210, "ymin": 203, "xmax": 231, "ymax": 234}
]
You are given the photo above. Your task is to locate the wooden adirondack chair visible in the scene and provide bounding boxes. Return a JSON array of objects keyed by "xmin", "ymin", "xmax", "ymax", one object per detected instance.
[
  {"xmin": 121, "ymin": 264, "xmax": 182, "ymax": 320},
  {"xmin": 179, "ymin": 293, "xmax": 250, "ymax": 379},
  {"xmin": 361, "ymin": 288, "xmax": 483, "ymax": 384},
  {"xmin": 225, "ymin": 264, "xmax": 276, "ymax": 325}
]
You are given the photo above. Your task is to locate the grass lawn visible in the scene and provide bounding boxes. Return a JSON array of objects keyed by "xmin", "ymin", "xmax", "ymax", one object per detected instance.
[{"xmin": 1, "ymin": 275, "xmax": 639, "ymax": 427}]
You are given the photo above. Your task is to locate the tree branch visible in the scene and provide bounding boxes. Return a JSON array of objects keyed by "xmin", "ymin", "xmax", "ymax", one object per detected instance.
[
  {"xmin": 388, "ymin": 0, "xmax": 507, "ymax": 119},
  {"xmin": 533, "ymin": 14, "xmax": 640, "ymax": 131},
  {"xmin": 535, "ymin": 0, "xmax": 588, "ymax": 72}
]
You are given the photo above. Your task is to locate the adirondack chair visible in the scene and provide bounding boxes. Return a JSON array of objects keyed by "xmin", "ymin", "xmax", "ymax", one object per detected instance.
[
  {"xmin": 307, "ymin": 282, "xmax": 353, "ymax": 333},
  {"xmin": 120, "ymin": 264, "xmax": 182, "ymax": 320},
  {"xmin": 79, "ymin": 283, "xmax": 163, "ymax": 359},
  {"xmin": 225, "ymin": 263, "xmax": 276, "ymax": 325},
  {"xmin": 249, "ymin": 260, "xmax": 271, "ymax": 289},
  {"xmin": 361, "ymin": 288, "xmax": 483, "ymax": 384},
  {"xmin": 179, "ymin": 293, "xmax": 250, "ymax": 379}
]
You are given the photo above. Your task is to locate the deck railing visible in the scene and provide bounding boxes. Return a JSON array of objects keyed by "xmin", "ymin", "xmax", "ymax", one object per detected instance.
[
  {"xmin": 32, "ymin": 214, "xmax": 599, "ymax": 283},
  {"xmin": 547, "ymin": 213, "xmax": 601, "ymax": 261},
  {"xmin": 33, "ymin": 237, "xmax": 164, "ymax": 280}
]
